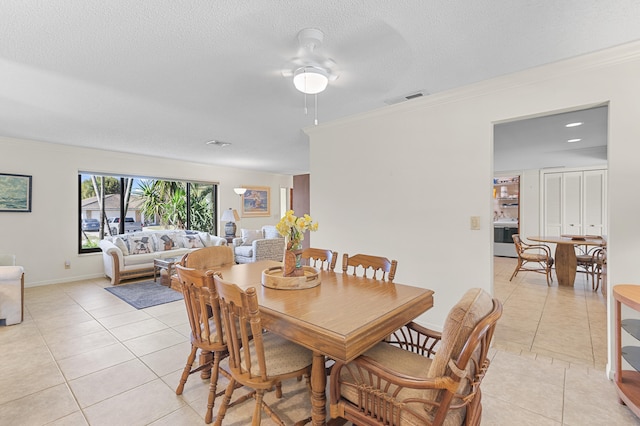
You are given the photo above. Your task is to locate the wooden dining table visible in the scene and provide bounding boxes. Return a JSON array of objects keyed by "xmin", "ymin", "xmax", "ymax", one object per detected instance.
[
  {"xmin": 208, "ymin": 260, "xmax": 435, "ymax": 425},
  {"xmin": 528, "ymin": 235, "xmax": 606, "ymax": 286}
]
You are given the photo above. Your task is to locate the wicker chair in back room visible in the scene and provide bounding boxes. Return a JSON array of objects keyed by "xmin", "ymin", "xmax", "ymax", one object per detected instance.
[{"xmin": 510, "ymin": 234, "xmax": 554, "ymax": 286}]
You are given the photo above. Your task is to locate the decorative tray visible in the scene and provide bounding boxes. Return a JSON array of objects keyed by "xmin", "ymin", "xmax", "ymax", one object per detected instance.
[{"xmin": 261, "ymin": 266, "xmax": 320, "ymax": 290}]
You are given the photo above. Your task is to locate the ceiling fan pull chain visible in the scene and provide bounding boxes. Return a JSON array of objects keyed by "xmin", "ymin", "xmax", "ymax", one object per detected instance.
[
  {"xmin": 314, "ymin": 93, "xmax": 318, "ymax": 125},
  {"xmin": 304, "ymin": 93, "xmax": 308, "ymax": 116}
]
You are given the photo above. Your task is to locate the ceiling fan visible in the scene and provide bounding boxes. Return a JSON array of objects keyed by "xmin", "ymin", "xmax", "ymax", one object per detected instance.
[{"xmin": 282, "ymin": 28, "xmax": 339, "ymax": 95}]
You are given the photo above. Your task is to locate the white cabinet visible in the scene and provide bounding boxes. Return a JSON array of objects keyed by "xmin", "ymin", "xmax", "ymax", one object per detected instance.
[
  {"xmin": 542, "ymin": 168, "xmax": 607, "ymax": 237},
  {"xmin": 584, "ymin": 170, "xmax": 607, "ymax": 236}
]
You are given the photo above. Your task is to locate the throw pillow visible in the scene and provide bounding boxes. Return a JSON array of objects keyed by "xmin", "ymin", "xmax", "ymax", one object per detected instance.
[
  {"xmin": 128, "ymin": 235, "xmax": 154, "ymax": 255},
  {"xmin": 153, "ymin": 232, "xmax": 182, "ymax": 251},
  {"xmin": 197, "ymin": 231, "xmax": 212, "ymax": 247},
  {"xmin": 182, "ymin": 234, "xmax": 205, "ymax": 249},
  {"xmin": 262, "ymin": 225, "xmax": 280, "ymax": 239},
  {"xmin": 113, "ymin": 237, "xmax": 129, "ymax": 256},
  {"xmin": 241, "ymin": 229, "xmax": 263, "ymax": 246}
]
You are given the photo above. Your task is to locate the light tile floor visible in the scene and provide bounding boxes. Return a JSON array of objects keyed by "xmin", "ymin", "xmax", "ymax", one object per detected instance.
[{"xmin": 0, "ymin": 259, "xmax": 638, "ymax": 425}]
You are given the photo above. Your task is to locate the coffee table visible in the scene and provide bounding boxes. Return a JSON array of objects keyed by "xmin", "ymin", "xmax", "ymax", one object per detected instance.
[{"xmin": 153, "ymin": 257, "xmax": 179, "ymax": 287}]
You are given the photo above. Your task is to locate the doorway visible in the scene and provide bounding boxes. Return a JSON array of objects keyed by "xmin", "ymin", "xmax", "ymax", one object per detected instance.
[{"xmin": 492, "ymin": 104, "xmax": 608, "ymax": 368}]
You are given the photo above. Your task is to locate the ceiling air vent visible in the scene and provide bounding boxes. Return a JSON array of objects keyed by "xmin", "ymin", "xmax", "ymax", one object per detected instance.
[{"xmin": 384, "ymin": 90, "xmax": 428, "ymax": 105}]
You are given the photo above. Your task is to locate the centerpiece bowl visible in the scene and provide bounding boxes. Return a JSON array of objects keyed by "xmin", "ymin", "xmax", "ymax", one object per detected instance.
[{"xmin": 261, "ymin": 265, "xmax": 320, "ymax": 290}]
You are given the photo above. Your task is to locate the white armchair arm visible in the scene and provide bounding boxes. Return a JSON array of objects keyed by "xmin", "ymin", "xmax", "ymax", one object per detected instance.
[
  {"xmin": 0, "ymin": 265, "xmax": 24, "ymax": 325},
  {"xmin": 99, "ymin": 239, "xmax": 124, "ymax": 284}
]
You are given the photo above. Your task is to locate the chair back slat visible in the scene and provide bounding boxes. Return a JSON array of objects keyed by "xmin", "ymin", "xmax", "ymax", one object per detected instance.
[{"xmin": 342, "ymin": 253, "xmax": 397, "ymax": 281}]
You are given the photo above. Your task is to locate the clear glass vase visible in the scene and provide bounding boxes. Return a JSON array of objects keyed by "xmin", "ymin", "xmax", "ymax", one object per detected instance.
[{"xmin": 284, "ymin": 240, "xmax": 303, "ymax": 276}]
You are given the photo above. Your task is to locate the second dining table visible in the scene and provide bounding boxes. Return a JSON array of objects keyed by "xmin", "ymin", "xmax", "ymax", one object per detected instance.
[
  {"xmin": 207, "ymin": 259, "xmax": 434, "ymax": 425},
  {"xmin": 528, "ymin": 235, "xmax": 606, "ymax": 286}
]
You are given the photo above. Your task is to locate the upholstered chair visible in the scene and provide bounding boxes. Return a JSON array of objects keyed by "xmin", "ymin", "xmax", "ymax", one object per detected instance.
[{"xmin": 232, "ymin": 225, "xmax": 285, "ymax": 264}]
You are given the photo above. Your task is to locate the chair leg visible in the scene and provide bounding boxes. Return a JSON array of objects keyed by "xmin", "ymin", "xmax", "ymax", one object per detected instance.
[
  {"xmin": 200, "ymin": 349, "xmax": 213, "ymax": 379},
  {"xmin": 205, "ymin": 352, "xmax": 222, "ymax": 424},
  {"xmin": 593, "ymin": 266, "xmax": 601, "ymax": 292},
  {"xmin": 214, "ymin": 378, "xmax": 236, "ymax": 426},
  {"xmin": 252, "ymin": 390, "xmax": 265, "ymax": 426},
  {"xmin": 176, "ymin": 345, "xmax": 198, "ymax": 395},
  {"xmin": 509, "ymin": 259, "xmax": 523, "ymax": 282}
]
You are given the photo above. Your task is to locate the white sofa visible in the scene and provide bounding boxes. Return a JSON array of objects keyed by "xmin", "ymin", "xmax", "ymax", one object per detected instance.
[
  {"xmin": 232, "ymin": 225, "xmax": 286, "ymax": 264},
  {"xmin": 99, "ymin": 230, "xmax": 227, "ymax": 285}
]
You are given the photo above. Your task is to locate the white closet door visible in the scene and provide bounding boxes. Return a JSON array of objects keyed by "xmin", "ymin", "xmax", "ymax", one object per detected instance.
[
  {"xmin": 583, "ymin": 170, "xmax": 607, "ymax": 236},
  {"xmin": 563, "ymin": 171, "xmax": 583, "ymax": 235},
  {"xmin": 544, "ymin": 173, "xmax": 562, "ymax": 236}
]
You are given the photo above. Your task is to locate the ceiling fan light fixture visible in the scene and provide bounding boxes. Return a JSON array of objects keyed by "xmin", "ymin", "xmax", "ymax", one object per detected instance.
[{"xmin": 293, "ymin": 67, "xmax": 329, "ymax": 94}]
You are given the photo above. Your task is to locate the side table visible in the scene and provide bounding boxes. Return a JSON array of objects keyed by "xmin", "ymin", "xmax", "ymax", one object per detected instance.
[{"xmin": 154, "ymin": 257, "xmax": 178, "ymax": 287}]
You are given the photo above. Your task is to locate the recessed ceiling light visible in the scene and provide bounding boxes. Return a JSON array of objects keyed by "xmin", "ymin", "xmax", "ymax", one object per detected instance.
[
  {"xmin": 565, "ymin": 122, "xmax": 583, "ymax": 127},
  {"xmin": 567, "ymin": 138, "xmax": 582, "ymax": 143},
  {"xmin": 206, "ymin": 140, "xmax": 231, "ymax": 147}
]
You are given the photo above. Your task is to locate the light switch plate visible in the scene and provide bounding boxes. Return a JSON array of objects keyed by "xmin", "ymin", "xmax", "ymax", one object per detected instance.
[{"xmin": 470, "ymin": 216, "xmax": 481, "ymax": 230}]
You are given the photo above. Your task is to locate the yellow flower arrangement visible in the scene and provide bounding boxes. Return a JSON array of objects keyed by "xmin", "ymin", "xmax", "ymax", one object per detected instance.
[{"xmin": 276, "ymin": 210, "xmax": 319, "ymax": 249}]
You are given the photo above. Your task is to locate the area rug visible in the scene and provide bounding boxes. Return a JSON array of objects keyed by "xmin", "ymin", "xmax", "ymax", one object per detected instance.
[{"xmin": 105, "ymin": 280, "xmax": 183, "ymax": 309}]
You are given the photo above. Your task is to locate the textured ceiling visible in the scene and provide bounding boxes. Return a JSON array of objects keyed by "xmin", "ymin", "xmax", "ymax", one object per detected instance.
[{"xmin": 2, "ymin": 1, "xmax": 640, "ymax": 174}]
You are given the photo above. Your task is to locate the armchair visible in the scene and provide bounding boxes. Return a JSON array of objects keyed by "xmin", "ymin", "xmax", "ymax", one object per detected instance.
[
  {"xmin": 0, "ymin": 254, "xmax": 24, "ymax": 326},
  {"xmin": 232, "ymin": 225, "xmax": 285, "ymax": 264},
  {"xmin": 330, "ymin": 288, "xmax": 502, "ymax": 425},
  {"xmin": 510, "ymin": 234, "xmax": 555, "ymax": 286}
]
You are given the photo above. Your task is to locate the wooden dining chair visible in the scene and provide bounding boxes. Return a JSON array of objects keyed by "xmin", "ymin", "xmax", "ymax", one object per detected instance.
[
  {"xmin": 329, "ymin": 288, "xmax": 502, "ymax": 426},
  {"xmin": 342, "ymin": 253, "xmax": 397, "ymax": 281},
  {"xmin": 212, "ymin": 274, "xmax": 313, "ymax": 426},
  {"xmin": 301, "ymin": 247, "xmax": 338, "ymax": 271},
  {"xmin": 175, "ymin": 265, "xmax": 231, "ymax": 424},
  {"xmin": 180, "ymin": 245, "xmax": 235, "ymax": 270},
  {"xmin": 510, "ymin": 234, "xmax": 554, "ymax": 286}
]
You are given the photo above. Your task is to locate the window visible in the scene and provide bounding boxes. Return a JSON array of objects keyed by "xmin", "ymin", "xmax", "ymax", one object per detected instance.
[{"xmin": 79, "ymin": 173, "xmax": 218, "ymax": 253}]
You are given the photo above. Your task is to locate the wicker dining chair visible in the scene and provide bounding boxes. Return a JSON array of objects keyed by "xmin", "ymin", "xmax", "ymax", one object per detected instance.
[
  {"xmin": 329, "ymin": 288, "xmax": 502, "ymax": 425},
  {"xmin": 575, "ymin": 242, "xmax": 606, "ymax": 291},
  {"xmin": 342, "ymin": 253, "xmax": 397, "ymax": 281},
  {"xmin": 510, "ymin": 234, "xmax": 554, "ymax": 286}
]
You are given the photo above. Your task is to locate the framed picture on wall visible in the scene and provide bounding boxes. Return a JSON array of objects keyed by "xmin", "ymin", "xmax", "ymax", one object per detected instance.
[
  {"xmin": 241, "ymin": 186, "xmax": 270, "ymax": 217},
  {"xmin": 0, "ymin": 173, "xmax": 32, "ymax": 212}
]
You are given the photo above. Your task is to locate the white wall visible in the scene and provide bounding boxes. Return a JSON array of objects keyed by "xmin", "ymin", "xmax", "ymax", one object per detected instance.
[
  {"xmin": 307, "ymin": 41, "xmax": 640, "ymax": 377},
  {"xmin": 0, "ymin": 138, "xmax": 292, "ymax": 286}
]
